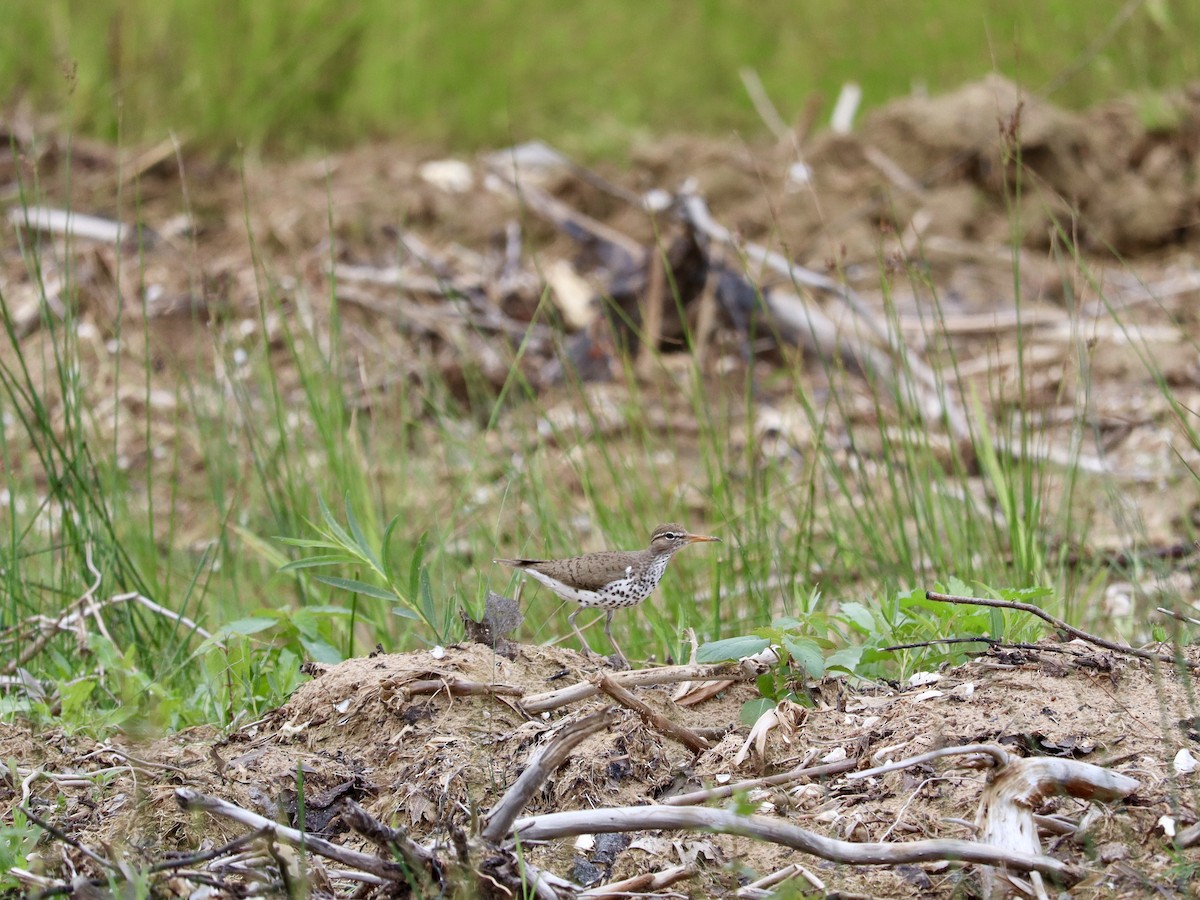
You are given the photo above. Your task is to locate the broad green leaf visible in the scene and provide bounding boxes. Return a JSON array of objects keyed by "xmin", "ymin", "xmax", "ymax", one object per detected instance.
[
  {"xmin": 826, "ymin": 646, "xmax": 865, "ymax": 674},
  {"xmin": 697, "ymin": 635, "xmax": 771, "ymax": 663},
  {"xmin": 783, "ymin": 635, "xmax": 824, "ymax": 678},
  {"xmin": 218, "ymin": 617, "xmax": 279, "ymax": 636},
  {"xmin": 313, "ymin": 575, "xmax": 396, "ymax": 601},
  {"xmin": 838, "ymin": 602, "xmax": 876, "ymax": 634},
  {"xmin": 393, "ymin": 605, "xmax": 420, "ymax": 620},
  {"xmin": 739, "ymin": 697, "xmax": 777, "ymax": 727},
  {"xmin": 1001, "ymin": 586, "xmax": 1053, "ymax": 602},
  {"xmin": 299, "ymin": 635, "xmax": 344, "ymax": 664},
  {"xmin": 772, "ymin": 616, "xmax": 806, "ymax": 630}
]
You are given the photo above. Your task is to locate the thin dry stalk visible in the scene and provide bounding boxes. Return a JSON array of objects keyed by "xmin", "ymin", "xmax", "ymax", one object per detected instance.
[
  {"xmin": 925, "ymin": 591, "xmax": 1200, "ymax": 670},
  {"xmin": 663, "ymin": 757, "xmax": 858, "ymax": 806},
  {"xmin": 521, "ymin": 662, "xmax": 753, "ymax": 714}
]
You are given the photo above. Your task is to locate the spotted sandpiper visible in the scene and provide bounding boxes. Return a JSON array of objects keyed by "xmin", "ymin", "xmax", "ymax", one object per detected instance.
[{"xmin": 495, "ymin": 523, "xmax": 720, "ymax": 665}]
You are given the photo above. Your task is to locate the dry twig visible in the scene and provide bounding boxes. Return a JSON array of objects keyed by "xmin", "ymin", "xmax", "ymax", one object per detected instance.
[
  {"xmin": 174, "ymin": 788, "xmax": 406, "ymax": 882},
  {"xmin": 593, "ymin": 672, "xmax": 709, "ymax": 752},
  {"xmin": 663, "ymin": 756, "xmax": 857, "ymax": 806},
  {"xmin": 925, "ymin": 590, "xmax": 1200, "ymax": 670},
  {"xmin": 521, "ymin": 662, "xmax": 755, "ymax": 714},
  {"xmin": 481, "ymin": 708, "xmax": 621, "ymax": 843}
]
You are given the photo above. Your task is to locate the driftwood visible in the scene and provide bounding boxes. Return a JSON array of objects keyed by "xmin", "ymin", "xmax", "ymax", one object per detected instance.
[
  {"xmin": 510, "ymin": 805, "xmax": 1081, "ymax": 884},
  {"xmin": 481, "ymin": 708, "xmax": 621, "ymax": 844},
  {"xmin": 851, "ymin": 743, "xmax": 1139, "ymax": 900}
]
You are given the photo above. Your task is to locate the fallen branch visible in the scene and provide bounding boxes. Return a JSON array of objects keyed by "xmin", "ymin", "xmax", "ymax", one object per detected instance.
[
  {"xmin": 663, "ymin": 756, "xmax": 858, "ymax": 806},
  {"xmin": 403, "ymin": 678, "xmax": 524, "ymax": 699},
  {"xmin": 510, "ymin": 806, "xmax": 1081, "ymax": 883},
  {"xmin": 481, "ymin": 708, "xmax": 621, "ymax": 843},
  {"xmin": 521, "ymin": 663, "xmax": 755, "ymax": 714},
  {"xmin": 174, "ymin": 789, "xmax": 406, "ymax": 882},
  {"xmin": 850, "ymin": 742, "xmax": 1138, "ymax": 900},
  {"xmin": 679, "ymin": 189, "xmax": 969, "ymax": 439},
  {"xmin": 341, "ymin": 800, "xmax": 441, "ymax": 890},
  {"xmin": 924, "ymin": 590, "xmax": 1200, "ymax": 671},
  {"xmin": 737, "ymin": 862, "xmax": 823, "ymax": 897},
  {"xmin": 593, "ymin": 672, "xmax": 709, "ymax": 753},
  {"xmin": 581, "ymin": 863, "xmax": 694, "ymax": 897}
]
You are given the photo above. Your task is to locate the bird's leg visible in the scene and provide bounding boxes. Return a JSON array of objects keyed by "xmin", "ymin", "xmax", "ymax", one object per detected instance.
[
  {"xmin": 604, "ymin": 611, "xmax": 631, "ymax": 670},
  {"xmin": 568, "ymin": 608, "xmax": 598, "ymax": 658}
]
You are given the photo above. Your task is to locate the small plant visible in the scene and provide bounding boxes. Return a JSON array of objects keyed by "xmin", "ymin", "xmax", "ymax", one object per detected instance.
[
  {"xmin": 0, "ymin": 806, "xmax": 40, "ymax": 893},
  {"xmin": 698, "ymin": 579, "xmax": 1053, "ymax": 724},
  {"xmin": 277, "ymin": 496, "xmax": 455, "ymax": 646}
]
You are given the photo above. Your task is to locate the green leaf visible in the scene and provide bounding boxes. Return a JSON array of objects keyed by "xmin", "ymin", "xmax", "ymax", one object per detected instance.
[
  {"xmin": 344, "ymin": 497, "xmax": 381, "ymax": 570},
  {"xmin": 297, "ymin": 604, "xmax": 355, "ymax": 617},
  {"xmin": 782, "ymin": 635, "xmax": 824, "ymax": 678},
  {"xmin": 313, "ymin": 575, "xmax": 396, "ymax": 601},
  {"xmin": 739, "ymin": 697, "xmax": 776, "ymax": 727},
  {"xmin": 697, "ymin": 635, "xmax": 771, "ymax": 663},
  {"xmin": 218, "ymin": 617, "xmax": 279, "ymax": 637},
  {"xmin": 317, "ymin": 495, "xmax": 355, "ymax": 548},
  {"xmin": 838, "ymin": 602, "xmax": 876, "ymax": 634},
  {"xmin": 772, "ymin": 616, "xmax": 806, "ymax": 630},
  {"xmin": 409, "ymin": 531, "xmax": 429, "ymax": 601},
  {"xmin": 826, "ymin": 646, "xmax": 865, "ymax": 674},
  {"xmin": 299, "ymin": 635, "xmax": 344, "ymax": 664},
  {"xmin": 278, "ymin": 554, "xmax": 358, "ymax": 572},
  {"xmin": 393, "ymin": 605, "xmax": 420, "ymax": 620},
  {"xmin": 1001, "ymin": 586, "xmax": 1053, "ymax": 602},
  {"xmin": 380, "ymin": 513, "xmax": 403, "ymax": 576},
  {"xmin": 276, "ymin": 536, "xmax": 340, "ymax": 550}
]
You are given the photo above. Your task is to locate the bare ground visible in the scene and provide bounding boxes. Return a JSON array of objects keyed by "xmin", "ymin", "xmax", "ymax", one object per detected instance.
[{"xmin": 3, "ymin": 640, "xmax": 1199, "ymax": 896}]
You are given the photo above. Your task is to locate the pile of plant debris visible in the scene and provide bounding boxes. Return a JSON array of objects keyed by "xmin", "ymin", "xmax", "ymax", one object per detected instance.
[{"xmin": 2, "ymin": 628, "xmax": 1198, "ymax": 896}]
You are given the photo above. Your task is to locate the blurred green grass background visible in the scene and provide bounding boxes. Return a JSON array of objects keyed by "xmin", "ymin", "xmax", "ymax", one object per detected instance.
[{"xmin": 6, "ymin": 0, "xmax": 1198, "ymax": 154}]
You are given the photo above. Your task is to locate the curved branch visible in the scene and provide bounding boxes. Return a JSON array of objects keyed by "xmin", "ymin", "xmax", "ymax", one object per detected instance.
[{"xmin": 511, "ymin": 806, "xmax": 1081, "ymax": 883}]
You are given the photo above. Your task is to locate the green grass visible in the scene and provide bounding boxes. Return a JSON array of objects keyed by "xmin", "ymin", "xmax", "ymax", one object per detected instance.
[
  {"xmin": 2, "ymin": 38, "xmax": 1199, "ymax": 734},
  {"xmin": 1, "ymin": 142, "xmax": 1180, "ymax": 737},
  {"xmin": 4, "ymin": 1, "xmax": 1199, "ymax": 154}
]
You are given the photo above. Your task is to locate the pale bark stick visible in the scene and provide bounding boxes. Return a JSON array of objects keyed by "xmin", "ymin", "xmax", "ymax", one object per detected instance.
[
  {"xmin": 174, "ymin": 789, "xmax": 405, "ymax": 881},
  {"xmin": 521, "ymin": 663, "xmax": 753, "ymax": 714},
  {"xmin": 663, "ymin": 757, "xmax": 858, "ymax": 806},
  {"xmin": 481, "ymin": 708, "xmax": 621, "ymax": 843},
  {"xmin": 511, "ymin": 806, "xmax": 1080, "ymax": 882}
]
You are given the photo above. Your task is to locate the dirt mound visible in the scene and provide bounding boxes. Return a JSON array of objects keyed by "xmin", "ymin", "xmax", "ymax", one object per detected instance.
[{"xmin": 4, "ymin": 640, "xmax": 1198, "ymax": 896}]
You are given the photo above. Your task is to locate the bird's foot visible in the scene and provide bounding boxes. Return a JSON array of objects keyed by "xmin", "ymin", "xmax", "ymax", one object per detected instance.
[{"xmin": 606, "ymin": 653, "xmax": 631, "ymax": 671}]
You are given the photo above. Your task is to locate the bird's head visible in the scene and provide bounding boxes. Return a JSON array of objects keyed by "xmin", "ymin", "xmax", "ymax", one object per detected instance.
[{"xmin": 647, "ymin": 523, "xmax": 721, "ymax": 556}]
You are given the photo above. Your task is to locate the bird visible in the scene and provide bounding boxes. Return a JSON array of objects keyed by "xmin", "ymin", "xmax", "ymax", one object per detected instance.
[{"xmin": 495, "ymin": 523, "xmax": 720, "ymax": 666}]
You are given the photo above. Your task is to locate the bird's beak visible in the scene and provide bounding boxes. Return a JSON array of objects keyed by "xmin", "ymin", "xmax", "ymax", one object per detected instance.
[{"xmin": 686, "ymin": 533, "xmax": 721, "ymax": 544}]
